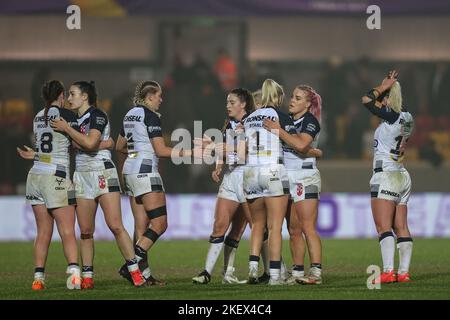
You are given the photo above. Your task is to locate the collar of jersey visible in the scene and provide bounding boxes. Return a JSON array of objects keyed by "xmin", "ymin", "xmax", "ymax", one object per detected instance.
[{"xmin": 78, "ymin": 106, "xmax": 95, "ymax": 118}]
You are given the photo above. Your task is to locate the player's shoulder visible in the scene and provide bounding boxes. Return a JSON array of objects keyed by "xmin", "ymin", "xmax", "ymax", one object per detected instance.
[
  {"xmin": 89, "ymin": 107, "xmax": 108, "ymax": 119},
  {"xmin": 303, "ymin": 112, "xmax": 321, "ymax": 128},
  {"xmin": 143, "ymin": 107, "xmax": 161, "ymax": 125},
  {"xmin": 58, "ymin": 107, "xmax": 77, "ymax": 122}
]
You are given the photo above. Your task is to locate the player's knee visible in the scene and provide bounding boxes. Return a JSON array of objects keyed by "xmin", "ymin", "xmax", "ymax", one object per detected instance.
[
  {"xmin": 80, "ymin": 232, "xmax": 94, "ymax": 240},
  {"xmin": 152, "ymin": 219, "xmax": 168, "ymax": 234},
  {"xmin": 288, "ymin": 225, "xmax": 302, "ymax": 237},
  {"xmin": 213, "ymin": 218, "xmax": 229, "ymax": 235},
  {"xmin": 108, "ymin": 225, "xmax": 125, "ymax": 236}
]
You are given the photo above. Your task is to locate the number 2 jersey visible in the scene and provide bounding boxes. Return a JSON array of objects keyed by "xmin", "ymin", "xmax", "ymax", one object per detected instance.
[
  {"xmin": 283, "ymin": 111, "xmax": 321, "ymax": 170},
  {"xmin": 242, "ymin": 106, "xmax": 296, "ymax": 166},
  {"xmin": 30, "ymin": 106, "xmax": 78, "ymax": 176},
  {"xmin": 120, "ymin": 105, "xmax": 162, "ymax": 174},
  {"xmin": 75, "ymin": 106, "xmax": 113, "ymax": 172},
  {"xmin": 373, "ymin": 110, "xmax": 414, "ymax": 172}
]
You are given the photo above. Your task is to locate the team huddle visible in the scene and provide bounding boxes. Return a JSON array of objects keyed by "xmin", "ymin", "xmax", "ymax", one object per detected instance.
[{"xmin": 18, "ymin": 70, "xmax": 414, "ymax": 290}]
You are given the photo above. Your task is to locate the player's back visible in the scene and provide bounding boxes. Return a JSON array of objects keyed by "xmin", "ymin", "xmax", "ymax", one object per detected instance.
[
  {"xmin": 243, "ymin": 106, "xmax": 295, "ymax": 166},
  {"xmin": 122, "ymin": 105, "xmax": 161, "ymax": 174},
  {"xmin": 374, "ymin": 110, "xmax": 414, "ymax": 171},
  {"xmin": 30, "ymin": 106, "xmax": 78, "ymax": 175}
]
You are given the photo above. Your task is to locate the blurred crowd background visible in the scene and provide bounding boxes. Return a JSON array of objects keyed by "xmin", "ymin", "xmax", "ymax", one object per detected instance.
[{"xmin": 1, "ymin": 0, "xmax": 450, "ymax": 194}]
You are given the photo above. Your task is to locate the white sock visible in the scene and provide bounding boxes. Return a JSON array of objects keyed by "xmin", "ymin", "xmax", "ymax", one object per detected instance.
[
  {"xmin": 397, "ymin": 239, "xmax": 413, "ymax": 274},
  {"xmin": 82, "ymin": 271, "xmax": 93, "ymax": 278},
  {"xmin": 292, "ymin": 270, "xmax": 304, "ymax": 277},
  {"xmin": 379, "ymin": 233, "xmax": 395, "ymax": 272},
  {"xmin": 205, "ymin": 241, "xmax": 224, "ymax": 274},
  {"xmin": 142, "ymin": 267, "xmax": 151, "ymax": 279},
  {"xmin": 269, "ymin": 268, "xmax": 280, "ymax": 280},
  {"xmin": 34, "ymin": 272, "xmax": 45, "ymax": 280},
  {"xmin": 249, "ymin": 261, "xmax": 259, "ymax": 271},
  {"xmin": 224, "ymin": 245, "xmax": 237, "ymax": 274},
  {"xmin": 261, "ymin": 239, "xmax": 270, "ymax": 274}
]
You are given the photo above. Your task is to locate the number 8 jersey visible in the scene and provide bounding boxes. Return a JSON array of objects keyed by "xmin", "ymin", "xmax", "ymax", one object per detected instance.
[
  {"xmin": 373, "ymin": 110, "xmax": 414, "ymax": 172},
  {"xmin": 30, "ymin": 106, "xmax": 79, "ymax": 176}
]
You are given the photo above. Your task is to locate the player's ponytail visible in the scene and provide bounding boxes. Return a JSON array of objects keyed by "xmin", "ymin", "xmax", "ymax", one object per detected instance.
[
  {"xmin": 73, "ymin": 81, "xmax": 98, "ymax": 108},
  {"xmin": 261, "ymin": 79, "xmax": 284, "ymax": 108},
  {"xmin": 42, "ymin": 80, "xmax": 64, "ymax": 126},
  {"xmin": 387, "ymin": 82, "xmax": 402, "ymax": 113},
  {"xmin": 295, "ymin": 85, "xmax": 322, "ymax": 123}
]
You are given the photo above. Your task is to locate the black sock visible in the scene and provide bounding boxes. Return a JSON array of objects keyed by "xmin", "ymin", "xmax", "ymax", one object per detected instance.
[
  {"xmin": 249, "ymin": 255, "xmax": 260, "ymax": 262},
  {"xmin": 68, "ymin": 263, "xmax": 79, "ymax": 267},
  {"xmin": 126, "ymin": 258, "xmax": 138, "ymax": 266},
  {"xmin": 34, "ymin": 267, "xmax": 45, "ymax": 273},
  {"xmin": 82, "ymin": 266, "xmax": 93, "ymax": 273},
  {"xmin": 293, "ymin": 264, "xmax": 304, "ymax": 272},
  {"xmin": 311, "ymin": 263, "xmax": 322, "ymax": 269}
]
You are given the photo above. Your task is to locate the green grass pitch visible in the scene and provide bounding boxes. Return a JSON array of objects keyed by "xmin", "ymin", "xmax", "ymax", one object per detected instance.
[{"xmin": 1, "ymin": 239, "xmax": 449, "ymax": 300}]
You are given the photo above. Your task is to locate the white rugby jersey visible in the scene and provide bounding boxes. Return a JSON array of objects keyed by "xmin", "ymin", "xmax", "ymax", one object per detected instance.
[
  {"xmin": 75, "ymin": 106, "xmax": 113, "ymax": 172},
  {"xmin": 30, "ymin": 106, "xmax": 78, "ymax": 176},
  {"xmin": 373, "ymin": 111, "xmax": 414, "ymax": 172},
  {"xmin": 223, "ymin": 115, "xmax": 247, "ymax": 171},
  {"xmin": 242, "ymin": 106, "xmax": 296, "ymax": 166},
  {"xmin": 284, "ymin": 111, "xmax": 321, "ymax": 170},
  {"xmin": 120, "ymin": 105, "xmax": 162, "ymax": 174}
]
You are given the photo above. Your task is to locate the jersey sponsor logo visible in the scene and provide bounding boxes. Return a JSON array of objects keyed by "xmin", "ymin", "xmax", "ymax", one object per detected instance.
[
  {"xmin": 137, "ymin": 174, "xmax": 148, "ymax": 178},
  {"xmin": 55, "ymin": 178, "xmax": 64, "ymax": 186},
  {"xmin": 35, "ymin": 115, "xmax": 57, "ymax": 123},
  {"xmin": 148, "ymin": 126, "xmax": 161, "ymax": 132},
  {"xmin": 244, "ymin": 115, "xmax": 277, "ymax": 123},
  {"xmin": 98, "ymin": 175, "xmax": 106, "ymax": 189},
  {"xmin": 55, "ymin": 187, "xmax": 66, "ymax": 190},
  {"xmin": 26, "ymin": 195, "xmax": 40, "ymax": 201},
  {"xmin": 380, "ymin": 189, "xmax": 399, "ymax": 197},
  {"xmin": 124, "ymin": 115, "xmax": 142, "ymax": 122},
  {"xmin": 96, "ymin": 117, "xmax": 106, "ymax": 126},
  {"xmin": 305, "ymin": 123, "xmax": 317, "ymax": 132},
  {"xmin": 296, "ymin": 183, "xmax": 303, "ymax": 197}
]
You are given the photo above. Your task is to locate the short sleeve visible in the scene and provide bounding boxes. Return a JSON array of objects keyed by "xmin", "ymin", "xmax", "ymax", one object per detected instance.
[
  {"xmin": 144, "ymin": 110, "xmax": 162, "ymax": 138},
  {"xmin": 300, "ymin": 115, "xmax": 320, "ymax": 138},
  {"xmin": 90, "ymin": 110, "xmax": 108, "ymax": 133}
]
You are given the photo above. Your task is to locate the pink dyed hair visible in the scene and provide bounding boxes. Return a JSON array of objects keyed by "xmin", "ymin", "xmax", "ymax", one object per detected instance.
[{"xmin": 295, "ymin": 85, "xmax": 322, "ymax": 122}]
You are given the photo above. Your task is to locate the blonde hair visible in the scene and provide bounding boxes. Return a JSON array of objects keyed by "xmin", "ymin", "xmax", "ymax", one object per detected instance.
[
  {"xmin": 252, "ymin": 89, "xmax": 262, "ymax": 109},
  {"xmin": 133, "ymin": 80, "xmax": 161, "ymax": 112},
  {"xmin": 261, "ymin": 79, "xmax": 284, "ymax": 108},
  {"xmin": 387, "ymin": 82, "xmax": 402, "ymax": 113}
]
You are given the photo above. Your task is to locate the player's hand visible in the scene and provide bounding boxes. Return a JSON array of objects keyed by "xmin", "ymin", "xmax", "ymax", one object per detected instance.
[
  {"xmin": 211, "ymin": 167, "xmax": 222, "ymax": 183},
  {"xmin": 50, "ymin": 118, "xmax": 69, "ymax": 132},
  {"xmin": 263, "ymin": 119, "xmax": 281, "ymax": 133},
  {"xmin": 235, "ymin": 123, "xmax": 245, "ymax": 134},
  {"xmin": 17, "ymin": 145, "xmax": 35, "ymax": 160},
  {"xmin": 380, "ymin": 70, "xmax": 398, "ymax": 91}
]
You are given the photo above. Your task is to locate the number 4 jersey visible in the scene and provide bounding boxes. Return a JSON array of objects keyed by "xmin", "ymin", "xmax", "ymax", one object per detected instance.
[
  {"xmin": 30, "ymin": 106, "xmax": 79, "ymax": 176},
  {"xmin": 120, "ymin": 105, "xmax": 162, "ymax": 174},
  {"xmin": 373, "ymin": 110, "xmax": 414, "ymax": 172}
]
